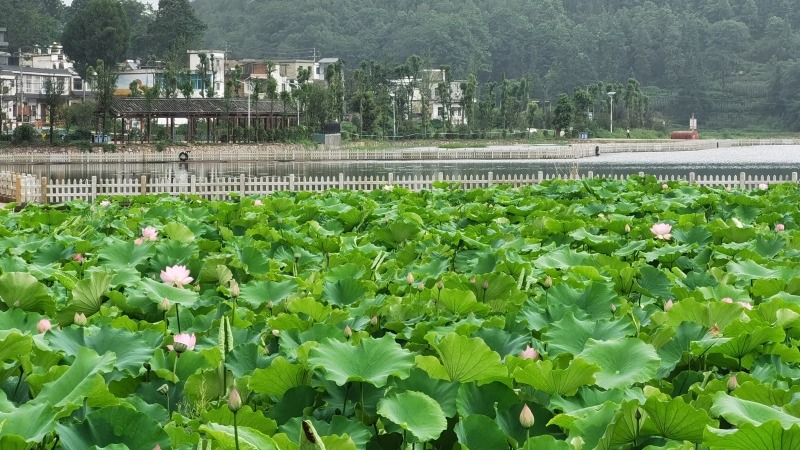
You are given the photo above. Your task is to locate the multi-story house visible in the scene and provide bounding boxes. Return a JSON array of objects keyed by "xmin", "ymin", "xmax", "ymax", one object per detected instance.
[
  {"xmin": 390, "ymin": 68, "xmax": 467, "ymax": 126},
  {"xmin": 0, "ymin": 28, "xmax": 9, "ymax": 65}
]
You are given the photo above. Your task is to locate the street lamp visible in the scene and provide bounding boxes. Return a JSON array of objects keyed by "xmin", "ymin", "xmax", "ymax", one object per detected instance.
[
  {"xmin": 607, "ymin": 91, "xmax": 616, "ymax": 134},
  {"xmin": 238, "ymin": 80, "xmax": 252, "ymax": 140},
  {"xmin": 388, "ymin": 91, "xmax": 396, "ymax": 139}
]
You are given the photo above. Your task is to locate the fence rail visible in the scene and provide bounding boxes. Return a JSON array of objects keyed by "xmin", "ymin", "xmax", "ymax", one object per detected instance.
[
  {"xmin": 1, "ymin": 139, "xmax": 798, "ymax": 164},
  {"xmin": 2, "ymin": 170, "xmax": 798, "ymax": 204}
]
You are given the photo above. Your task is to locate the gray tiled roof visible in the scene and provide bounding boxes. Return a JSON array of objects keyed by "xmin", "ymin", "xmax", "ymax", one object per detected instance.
[{"xmin": 110, "ymin": 97, "xmax": 295, "ymax": 117}]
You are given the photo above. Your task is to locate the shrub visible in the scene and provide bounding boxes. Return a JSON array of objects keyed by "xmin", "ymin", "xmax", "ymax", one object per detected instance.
[
  {"xmin": 12, "ymin": 124, "xmax": 37, "ymax": 145},
  {"xmin": 102, "ymin": 143, "xmax": 117, "ymax": 153},
  {"xmin": 74, "ymin": 140, "xmax": 92, "ymax": 152}
]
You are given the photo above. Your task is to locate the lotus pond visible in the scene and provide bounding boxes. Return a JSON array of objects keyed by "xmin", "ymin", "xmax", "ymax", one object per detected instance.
[{"xmin": 1, "ymin": 177, "xmax": 800, "ymax": 449}]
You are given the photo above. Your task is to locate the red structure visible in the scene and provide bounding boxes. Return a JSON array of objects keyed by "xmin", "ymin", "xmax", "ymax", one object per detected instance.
[{"xmin": 671, "ymin": 130, "xmax": 699, "ymax": 140}]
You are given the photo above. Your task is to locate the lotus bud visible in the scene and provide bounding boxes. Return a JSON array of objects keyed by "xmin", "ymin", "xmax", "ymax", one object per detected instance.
[
  {"xmin": 294, "ymin": 253, "xmax": 301, "ymax": 262},
  {"xmin": 738, "ymin": 301, "xmax": 753, "ymax": 310},
  {"xmin": 570, "ymin": 436, "xmax": 585, "ymax": 450},
  {"xmin": 544, "ymin": 276, "xmax": 552, "ymax": 289},
  {"xmin": 230, "ymin": 281, "xmax": 240, "ymax": 298},
  {"xmin": 775, "ymin": 223, "xmax": 785, "ymax": 232},
  {"xmin": 344, "ymin": 325, "xmax": 353, "ymax": 339},
  {"xmin": 37, "ymin": 319, "xmax": 52, "ymax": 334},
  {"xmin": 520, "ymin": 345, "xmax": 538, "ymax": 360},
  {"xmin": 635, "ymin": 409, "xmax": 642, "ymax": 421},
  {"xmin": 624, "ymin": 224, "xmax": 631, "ymax": 233},
  {"xmin": 267, "ymin": 300, "xmax": 274, "ymax": 310},
  {"xmin": 664, "ymin": 299, "xmax": 673, "ymax": 312},
  {"xmin": 436, "ymin": 279, "xmax": 444, "ymax": 290},
  {"xmin": 194, "ymin": 284, "xmax": 201, "ymax": 292},
  {"xmin": 610, "ymin": 303, "xmax": 617, "ymax": 314},
  {"xmin": 157, "ymin": 384, "xmax": 169, "ymax": 395},
  {"xmin": 74, "ymin": 312, "xmax": 87, "ymax": 326},
  {"xmin": 254, "ymin": 199, "xmax": 263, "ymax": 206},
  {"xmin": 727, "ymin": 374, "xmax": 739, "ymax": 391},
  {"xmin": 726, "ymin": 186, "xmax": 731, "ymax": 192},
  {"xmin": 228, "ymin": 387, "xmax": 243, "ymax": 412},
  {"xmin": 134, "ymin": 237, "xmax": 143, "ymax": 245},
  {"xmin": 406, "ymin": 273, "xmax": 414, "ymax": 285},
  {"xmin": 721, "ymin": 297, "xmax": 733, "ymax": 304},
  {"xmin": 598, "ymin": 213, "xmax": 605, "ymax": 219},
  {"xmin": 154, "ymin": 445, "xmax": 162, "ymax": 450},
  {"xmin": 709, "ymin": 323, "xmax": 721, "ymax": 336},
  {"xmin": 417, "ymin": 282, "xmax": 425, "ymax": 292},
  {"xmin": 759, "ymin": 183, "xmax": 768, "ymax": 191},
  {"xmin": 482, "ymin": 279, "xmax": 490, "ymax": 290},
  {"xmin": 159, "ymin": 297, "xmax": 171, "ymax": 312},
  {"xmin": 662, "ymin": 183, "xmax": 668, "ymax": 190},
  {"xmin": 519, "ymin": 404, "xmax": 535, "ymax": 428},
  {"xmin": 370, "ymin": 315, "xmax": 379, "ymax": 326},
  {"xmin": 73, "ymin": 253, "xmax": 85, "ymax": 263},
  {"xmin": 272, "ymin": 329, "xmax": 280, "ymax": 337}
]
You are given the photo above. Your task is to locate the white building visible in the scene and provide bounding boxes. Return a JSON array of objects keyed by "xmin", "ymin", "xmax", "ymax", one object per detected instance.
[
  {"xmin": 187, "ymin": 50, "xmax": 225, "ymax": 98},
  {"xmin": 390, "ymin": 68, "xmax": 467, "ymax": 125}
]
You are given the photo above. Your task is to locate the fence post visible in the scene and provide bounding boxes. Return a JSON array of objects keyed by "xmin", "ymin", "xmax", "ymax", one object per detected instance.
[
  {"xmin": 91, "ymin": 176, "xmax": 97, "ymax": 201},
  {"xmin": 537, "ymin": 170, "xmax": 544, "ymax": 184},
  {"xmin": 793, "ymin": 172, "xmax": 798, "ymax": 183},
  {"xmin": 388, "ymin": 173, "xmax": 394, "ymax": 185},
  {"xmin": 15, "ymin": 175, "xmax": 21, "ymax": 203},
  {"xmin": 240, "ymin": 174, "xmax": 246, "ymax": 197},
  {"xmin": 338, "ymin": 173, "xmax": 344, "ymax": 190},
  {"xmin": 190, "ymin": 175, "xmax": 197, "ymax": 195},
  {"xmin": 437, "ymin": 172, "xmax": 444, "ymax": 183},
  {"xmin": 689, "ymin": 172, "xmax": 696, "ymax": 185},
  {"xmin": 739, "ymin": 172, "xmax": 746, "ymax": 190},
  {"xmin": 140, "ymin": 175, "xmax": 147, "ymax": 196},
  {"xmin": 588, "ymin": 171, "xmax": 594, "ymax": 179},
  {"xmin": 289, "ymin": 174, "xmax": 295, "ymax": 191},
  {"xmin": 40, "ymin": 177, "xmax": 47, "ymax": 204},
  {"xmin": 487, "ymin": 171, "xmax": 494, "ymax": 186}
]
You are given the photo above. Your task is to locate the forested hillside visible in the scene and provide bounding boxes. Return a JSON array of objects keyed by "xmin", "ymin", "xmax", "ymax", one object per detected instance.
[{"xmin": 192, "ymin": 0, "xmax": 800, "ymax": 129}]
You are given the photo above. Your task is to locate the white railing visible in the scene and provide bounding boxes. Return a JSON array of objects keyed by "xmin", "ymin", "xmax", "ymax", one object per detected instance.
[
  {"xmin": 1, "ymin": 170, "xmax": 798, "ymax": 204},
  {"xmin": 1, "ymin": 139, "xmax": 798, "ymax": 164}
]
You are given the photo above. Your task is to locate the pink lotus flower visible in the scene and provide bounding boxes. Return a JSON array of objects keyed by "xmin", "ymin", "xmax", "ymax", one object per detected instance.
[
  {"xmin": 759, "ymin": 183, "xmax": 769, "ymax": 191},
  {"xmin": 519, "ymin": 404, "xmax": 535, "ymax": 428},
  {"xmin": 37, "ymin": 319, "xmax": 52, "ymax": 334},
  {"xmin": 168, "ymin": 333, "xmax": 196, "ymax": 352},
  {"xmin": 721, "ymin": 297, "xmax": 733, "ymax": 304},
  {"xmin": 738, "ymin": 301, "xmax": 753, "ymax": 310},
  {"xmin": 142, "ymin": 226, "xmax": 158, "ymax": 241},
  {"xmin": 160, "ymin": 265, "xmax": 193, "ymax": 288},
  {"xmin": 776, "ymin": 224, "xmax": 785, "ymax": 232},
  {"xmin": 664, "ymin": 299, "xmax": 674, "ymax": 312},
  {"xmin": 73, "ymin": 253, "xmax": 85, "ymax": 263},
  {"xmin": 662, "ymin": 183, "xmax": 669, "ymax": 190},
  {"xmin": 520, "ymin": 345, "xmax": 539, "ymax": 360},
  {"xmin": 100, "ymin": 200, "xmax": 111, "ymax": 207},
  {"xmin": 228, "ymin": 386, "xmax": 243, "ymax": 412},
  {"xmin": 134, "ymin": 238, "xmax": 144, "ymax": 245},
  {"xmin": 253, "ymin": 199, "xmax": 263, "ymax": 206},
  {"xmin": 74, "ymin": 312, "xmax": 87, "ymax": 326},
  {"xmin": 650, "ymin": 223, "xmax": 672, "ymax": 240},
  {"xmin": 727, "ymin": 374, "xmax": 739, "ymax": 391}
]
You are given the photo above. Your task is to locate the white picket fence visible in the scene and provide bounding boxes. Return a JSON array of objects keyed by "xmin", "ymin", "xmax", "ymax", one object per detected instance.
[
  {"xmin": 2, "ymin": 170, "xmax": 798, "ymax": 204},
  {"xmin": 1, "ymin": 139, "xmax": 797, "ymax": 164}
]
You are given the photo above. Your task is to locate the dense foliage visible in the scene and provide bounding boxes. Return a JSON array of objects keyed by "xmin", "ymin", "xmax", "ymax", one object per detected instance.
[
  {"xmin": 1, "ymin": 179, "xmax": 800, "ymax": 448},
  {"xmin": 192, "ymin": 0, "xmax": 800, "ymax": 129}
]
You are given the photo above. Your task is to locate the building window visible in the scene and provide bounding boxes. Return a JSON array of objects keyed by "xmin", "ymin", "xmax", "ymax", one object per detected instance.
[{"xmin": 73, "ymin": 78, "xmax": 83, "ymax": 91}]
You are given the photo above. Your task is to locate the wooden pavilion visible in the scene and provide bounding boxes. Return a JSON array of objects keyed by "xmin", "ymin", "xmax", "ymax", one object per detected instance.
[{"xmin": 109, "ymin": 97, "xmax": 298, "ymax": 143}]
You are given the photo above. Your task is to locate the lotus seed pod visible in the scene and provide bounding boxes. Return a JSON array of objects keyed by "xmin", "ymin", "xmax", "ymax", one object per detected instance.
[{"xmin": 157, "ymin": 384, "xmax": 169, "ymax": 395}]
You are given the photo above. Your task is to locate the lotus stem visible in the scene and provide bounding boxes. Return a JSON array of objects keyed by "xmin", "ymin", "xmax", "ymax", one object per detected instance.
[
  {"xmin": 175, "ymin": 304, "xmax": 181, "ymax": 334},
  {"xmin": 13, "ymin": 366, "xmax": 23, "ymax": 399},
  {"xmin": 173, "ymin": 354, "xmax": 179, "ymax": 382},
  {"xmin": 342, "ymin": 382, "xmax": 350, "ymax": 417},
  {"xmin": 233, "ymin": 410, "xmax": 241, "ymax": 450}
]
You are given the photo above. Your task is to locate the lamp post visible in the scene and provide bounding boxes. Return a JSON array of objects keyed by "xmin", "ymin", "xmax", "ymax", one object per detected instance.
[
  {"xmin": 607, "ymin": 91, "xmax": 616, "ymax": 134},
  {"xmin": 388, "ymin": 91, "xmax": 396, "ymax": 139},
  {"xmin": 238, "ymin": 80, "xmax": 252, "ymax": 141}
]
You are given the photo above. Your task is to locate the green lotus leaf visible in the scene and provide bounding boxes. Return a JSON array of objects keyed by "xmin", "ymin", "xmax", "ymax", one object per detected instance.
[
  {"xmin": 163, "ymin": 222, "xmax": 195, "ymax": 243},
  {"xmin": 579, "ymin": 338, "xmax": 660, "ymax": 390},
  {"xmin": 544, "ymin": 282, "xmax": 617, "ymax": 321},
  {"xmin": 239, "ymin": 279, "xmax": 297, "ymax": 309},
  {"xmin": 226, "ymin": 342, "xmax": 271, "ymax": 379},
  {"xmin": 307, "ymin": 335, "xmax": 413, "ymax": 387},
  {"xmin": 711, "ymin": 392, "xmax": 800, "ymax": 428},
  {"xmin": 55, "ymin": 404, "xmax": 169, "ymax": 450},
  {"xmin": 322, "ymin": 278, "xmax": 367, "ymax": 307},
  {"xmin": 520, "ymin": 435, "xmax": 571, "ymax": 449},
  {"xmin": 640, "ymin": 395, "xmax": 716, "ymax": 442},
  {"xmin": 456, "ymin": 381, "xmax": 519, "ymax": 418},
  {"xmin": 200, "ymin": 423, "xmax": 280, "ymax": 450},
  {"xmin": 661, "ymin": 298, "xmax": 742, "ymax": 330},
  {"xmin": 97, "ymin": 239, "xmax": 153, "ymax": 270},
  {"xmin": 137, "ymin": 277, "xmax": 199, "ymax": 307},
  {"xmin": 0, "ymin": 331, "xmax": 33, "ymax": 366},
  {"xmin": 636, "ymin": 265, "xmax": 674, "ymax": 299},
  {"xmin": 543, "ymin": 311, "xmax": 635, "ymax": 356},
  {"xmin": 202, "ymin": 405, "xmax": 278, "ymax": 436},
  {"xmin": 727, "ymin": 259, "xmax": 782, "ymax": 282},
  {"xmin": 706, "ymin": 319, "xmax": 785, "ymax": 367},
  {"xmin": 31, "ymin": 346, "xmax": 116, "ymax": 415},
  {"xmin": 0, "ymin": 273, "xmax": 55, "ymax": 316},
  {"xmin": 496, "ymin": 402, "xmax": 559, "ymax": 447},
  {"xmin": 437, "ymin": 288, "xmax": 490, "ymax": 316},
  {"xmin": 653, "ymin": 321, "xmax": 707, "ymax": 377},
  {"xmin": 0, "ymin": 403, "xmax": 56, "ymax": 444},
  {"xmin": 394, "ymin": 368, "xmax": 459, "ymax": 418},
  {"xmin": 534, "ymin": 246, "xmax": 594, "ymax": 270},
  {"xmin": 281, "ymin": 417, "xmax": 372, "ymax": 449},
  {"xmin": 426, "ymin": 332, "xmax": 507, "ymax": 383},
  {"xmin": 45, "ymin": 326, "xmax": 161, "ymax": 378},
  {"xmin": 752, "ymin": 235, "xmax": 786, "ymax": 260},
  {"xmin": 234, "ymin": 243, "xmax": 271, "ymax": 275},
  {"xmin": 514, "ymin": 357, "xmax": 600, "ymax": 396},
  {"xmin": 267, "ymin": 386, "xmax": 318, "ymax": 425},
  {"xmin": 473, "ymin": 327, "xmax": 529, "ymax": 358},
  {"xmin": 548, "ymin": 402, "xmax": 620, "ymax": 450},
  {"xmin": 370, "ymin": 220, "xmax": 421, "ymax": 248},
  {"xmin": 454, "ymin": 414, "xmax": 509, "ymax": 450},
  {"xmin": 250, "ymin": 356, "xmax": 309, "ymax": 397},
  {"xmin": 705, "ymin": 421, "xmax": 800, "ymax": 450},
  {"xmin": 377, "ymin": 391, "xmax": 447, "ymax": 442}
]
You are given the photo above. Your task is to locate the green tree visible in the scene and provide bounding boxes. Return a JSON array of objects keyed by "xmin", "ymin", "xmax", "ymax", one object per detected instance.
[
  {"xmin": 62, "ymin": 0, "xmax": 131, "ymax": 78},
  {"xmin": 0, "ymin": 0, "xmax": 62, "ymax": 51},
  {"xmin": 89, "ymin": 60, "xmax": 118, "ymax": 139},
  {"xmin": 147, "ymin": 0, "xmax": 207, "ymax": 59},
  {"xmin": 64, "ymin": 101, "xmax": 97, "ymax": 135},
  {"xmin": 572, "ymin": 87, "xmax": 592, "ymax": 132},
  {"xmin": 42, "ymin": 77, "xmax": 65, "ymax": 144},
  {"xmin": 461, "ymin": 74, "xmax": 478, "ymax": 134},
  {"xmin": 552, "ymin": 93, "xmax": 574, "ymax": 137}
]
